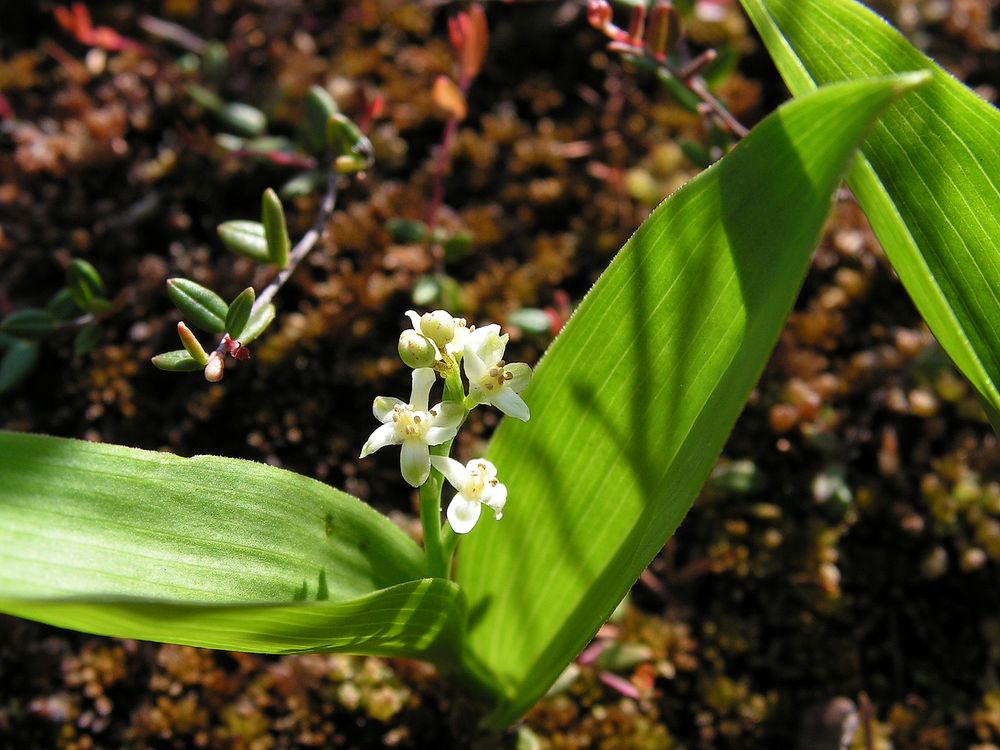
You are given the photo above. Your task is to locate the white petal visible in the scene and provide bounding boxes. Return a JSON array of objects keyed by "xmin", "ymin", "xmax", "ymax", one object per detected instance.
[
  {"xmin": 400, "ymin": 439, "xmax": 431, "ymax": 487},
  {"xmin": 447, "ymin": 495, "xmax": 482, "ymax": 534},
  {"xmin": 465, "ymin": 458, "xmax": 497, "ymax": 479},
  {"xmin": 430, "ymin": 455, "xmax": 469, "ymax": 490},
  {"xmin": 485, "ymin": 482, "xmax": 507, "ymax": 520},
  {"xmin": 462, "ymin": 346, "xmax": 487, "ymax": 382},
  {"xmin": 409, "ymin": 367, "xmax": 435, "ymax": 412},
  {"xmin": 373, "ymin": 396, "xmax": 405, "ymax": 422},
  {"xmin": 431, "ymin": 401, "xmax": 465, "ymax": 430},
  {"xmin": 504, "ymin": 362, "xmax": 532, "ymax": 394},
  {"xmin": 478, "ymin": 335, "xmax": 506, "ymax": 368},
  {"xmin": 489, "ymin": 388, "xmax": 530, "ymax": 421},
  {"xmin": 424, "ymin": 425, "xmax": 459, "ymax": 446},
  {"xmin": 465, "ymin": 324, "xmax": 501, "ymax": 353},
  {"xmin": 360, "ymin": 423, "xmax": 399, "ymax": 458},
  {"xmin": 404, "ymin": 310, "xmax": 422, "ymax": 330}
]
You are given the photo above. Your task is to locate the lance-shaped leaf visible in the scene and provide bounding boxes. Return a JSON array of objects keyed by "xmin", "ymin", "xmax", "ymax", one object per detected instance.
[
  {"xmin": 739, "ymin": 0, "xmax": 1000, "ymax": 427},
  {"xmin": 225, "ymin": 287, "xmax": 255, "ymax": 340},
  {"xmin": 0, "ymin": 431, "xmax": 466, "ymax": 664},
  {"xmin": 239, "ymin": 302, "xmax": 276, "ymax": 344},
  {"xmin": 0, "ymin": 308, "xmax": 55, "ymax": 340},
  {"xmin": 218, "ymin": 220, "xmax": 270, "ymax": 263},
  {"xmin": 456, "ymin": 75, "xmax": 927, "ymax": 727},
  {"xmin": 261, "ymin": 188, "xmax": 290, "ymax": 268},
  {"xmin": 167, "ymin": 278, "xmax": 228, "ymax": 333}
]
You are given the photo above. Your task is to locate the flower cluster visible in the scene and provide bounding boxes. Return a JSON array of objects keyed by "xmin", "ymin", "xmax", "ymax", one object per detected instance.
[{"xmin": 360, "ymin": 310, "xmax": 531, "ymax": 534}]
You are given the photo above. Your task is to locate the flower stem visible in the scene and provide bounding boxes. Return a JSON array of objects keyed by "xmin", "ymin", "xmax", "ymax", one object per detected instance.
[{"xmin": 421, "ymin": 445, "xmax": 449, "ymax": 579}]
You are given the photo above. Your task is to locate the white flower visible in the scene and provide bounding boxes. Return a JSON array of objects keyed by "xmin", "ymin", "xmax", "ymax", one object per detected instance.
[
  {"xmin": 360, "ymin": 368, "xmax": 464, "ymax": 487},
  {"xmin": 430, "ymin": 455, "xmax": 508, "ymax": 534},
  {"xmin": 463, "ymin": 325, "xmax": 532, "ymax": 421}
]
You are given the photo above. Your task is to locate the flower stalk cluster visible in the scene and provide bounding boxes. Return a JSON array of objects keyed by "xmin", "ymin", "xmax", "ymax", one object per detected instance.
[{"xmin": 360, "ymin": 310, "xmax": 531, "ymax": 575}]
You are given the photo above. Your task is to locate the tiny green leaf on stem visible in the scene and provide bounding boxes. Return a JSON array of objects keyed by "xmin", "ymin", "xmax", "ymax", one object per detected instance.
[
  {"xmin": 225, "ymin": 287, "xmax": 255, "ymax": 340},
  {"xmin": 47, "ymin": 288, "xmax": 79, "ymax": 321},
  {"xmin": 238, "ymin": 302, "xmax": 275, "ymax": 344},
  {"xmin": 218, "ymin": 101, "xmax": 267, "ymax": 138},
  {"xmin": 186, "ymin": 83, "xmax": 223, "ymax": 113},
  {"xmin": 66, "ymin": 259, "xmax": 105, "ymax": 312},
  {"xmin": 0, "ymin": 309, "xmax": 56, "ymax": 340},
  {"xmin": 0, "ymin": 340, "xmax": 39, "ymax": 394},
  {"xmin": 176, "ymin": 322, "xmax": 209, "ymax": 366},
  {"xmin": 304, "ymin": 85, "xmax": 339, "ymax": 154},
  {"xmin": 327, "ymin": 113, "xmax": 373, "ymax": 174},
  {"xmin": 386, "ymin": 218, "xmax": 429, "ymax": 244},
  {"xmin": 167, "ymin": 278, "xmax": 228, "ymax": 334},
  {"xmin": 261, "ymin": 188, "xmax": 291, "ymax": 268},
  {"xmin": 151, "ymin": 350, "xmax": 204, "ymax": 372},
  {"xmin": 73, "ymin": 323, "xmax": 102, "ymax": 357},
  {"xmin": 217, "ymin": 220, "xmax": 270, "ymax": 262}
]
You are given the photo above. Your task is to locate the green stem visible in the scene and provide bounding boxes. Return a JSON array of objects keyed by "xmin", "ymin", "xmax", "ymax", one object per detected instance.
[
  {"xmin": 420, "ymin": 458, "xmax": 447, "ymax": 579},
  {"xmin": 419, "ymin": 367, "xmax": 469, "ymax": 579},
  {"xmin": 442, "ymin": 523, "xmax": 460, "ymax": 572}
]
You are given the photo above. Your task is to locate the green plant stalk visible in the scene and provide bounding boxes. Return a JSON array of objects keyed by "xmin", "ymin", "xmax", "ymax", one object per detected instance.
[
  {"xmin": 420, "ymin": 454, "xmax": 448, "ymax": 579},
  {"xmin": 420, "ymin": 366, "xmax": 470, "ymax": 578}
]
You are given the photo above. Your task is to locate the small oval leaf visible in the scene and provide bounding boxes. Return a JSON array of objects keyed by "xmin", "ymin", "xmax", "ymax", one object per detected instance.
[
  {"xmin": 386, "ymin": 218, "xmax": 429, "ymax": 244},
  {"xmin": 225, "ymin": 287, "xmax": 255, "ymax": 340},
  {"xmin": 0, "ymin": 340, "xmax": 39, "ymax": 394},
  {"xmin": 507, "ymin": 308, "xmax": 552, "ymax": 335},
  {"xmin": 67, "ymin": 259, "xmax": 105, "ymax": 312},
  {"xmin": 47, "ymin": 288, "xmax": 80, "ymax": 321},
  {"xmin": 151, "ymin": 349, "xmax": 204, "ymax": 372},
  {"xmin": 176, "ymin": 322, "xmax": 209, "ymax": 366},
  {"xmin": 304, "ymin": 85, "xmax": 339, "ymax": 154},
  {"xmin": 218, "ymin": 220, "xmax": 269, "ymax": 262},
  {"xmin": 0, "ymin": 309, "xmax": 56, "ymax": 340},
  {"xmin": 239, "ymin": 302, "xmax": 275, "ymax": 344},
  {"xmin": 73, "ymin": 323, "xmax": 102, "ymax": 357},
  {"xmin": 261, "ymin": 188, "xmax": 290, "ymax": 268},
  {"xmin": 218, "ymin": 101, "xmax": 267, "ymax": 138},
  {"xmin": 166, "ymin": 278, "xmax": 228, "ymax": 333}
]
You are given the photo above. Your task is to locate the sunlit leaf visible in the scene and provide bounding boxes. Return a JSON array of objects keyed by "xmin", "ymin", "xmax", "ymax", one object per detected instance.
[
  {"xmin": 739, "ymin": 0, "xmax": 1000, "ymax": 427},
  {"xmin": 457, "ymin": 75, "xmax": 927, "ymax": 727},
  {"xmin": 0, "ymin": 432, "xmax": 465, "ymax": 663}
]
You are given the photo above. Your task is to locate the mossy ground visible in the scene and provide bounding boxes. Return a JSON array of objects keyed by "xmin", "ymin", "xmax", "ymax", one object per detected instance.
[{"xmin": 2, "ymin": 1, "xmax": 999, "ymax": 747}]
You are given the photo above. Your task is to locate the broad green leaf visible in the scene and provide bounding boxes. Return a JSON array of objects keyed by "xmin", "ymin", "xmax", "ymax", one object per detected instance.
[
  {"xmin": 0, "ymin": 432, "xmax": 464, "ymax": 663},
  {"xmin": 739, "ymin": 0, "xmax": 1000, "ymax": 427},
  {"xmin": 225, "ymin": 287, "xmax": 255, "ymax": 339},
  {"xmin": 167, "ymin": 277, "xmax": 228, "ymax": 333},
  {"xmin": 456, "ymin": 76, "xmax": 926, "ymax": 727},
  {"xmin": 218, "ymin": 220, "xmax": 270, "ymax": 263},
  {"xmin": 261, "ymin": 188, "xmax": 290, "ymax": 268}
]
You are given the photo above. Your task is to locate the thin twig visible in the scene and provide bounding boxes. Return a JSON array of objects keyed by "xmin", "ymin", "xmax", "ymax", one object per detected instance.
[{"xmin": 213, "ymin": 170, "xmax": 340, "ymax": 355}]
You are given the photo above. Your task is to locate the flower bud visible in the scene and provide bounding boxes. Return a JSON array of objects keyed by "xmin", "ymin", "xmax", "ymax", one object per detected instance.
[
  {"xmin": 420, "ymin": 310, "xmax": 457, "ymax": 348},
  {"xmin": 204, "ymin": 351, "xmax": 225, "ymax": 382},
  {"xmin": 398, "ymin": 330, "xmax": 438, "ymax": 369}
]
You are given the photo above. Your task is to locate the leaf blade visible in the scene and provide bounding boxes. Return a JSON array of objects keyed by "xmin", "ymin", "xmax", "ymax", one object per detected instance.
[
  {"xmin": 0, "ymin": 432, "xmax": 462, "ymax": 661},
  {"xmin": 739, "ymin": 0, "xmax": 1000, "ymax": 420},
  {"xmin": 456, "ymin": 77, "xmax": 923, "ymax": 727}
]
